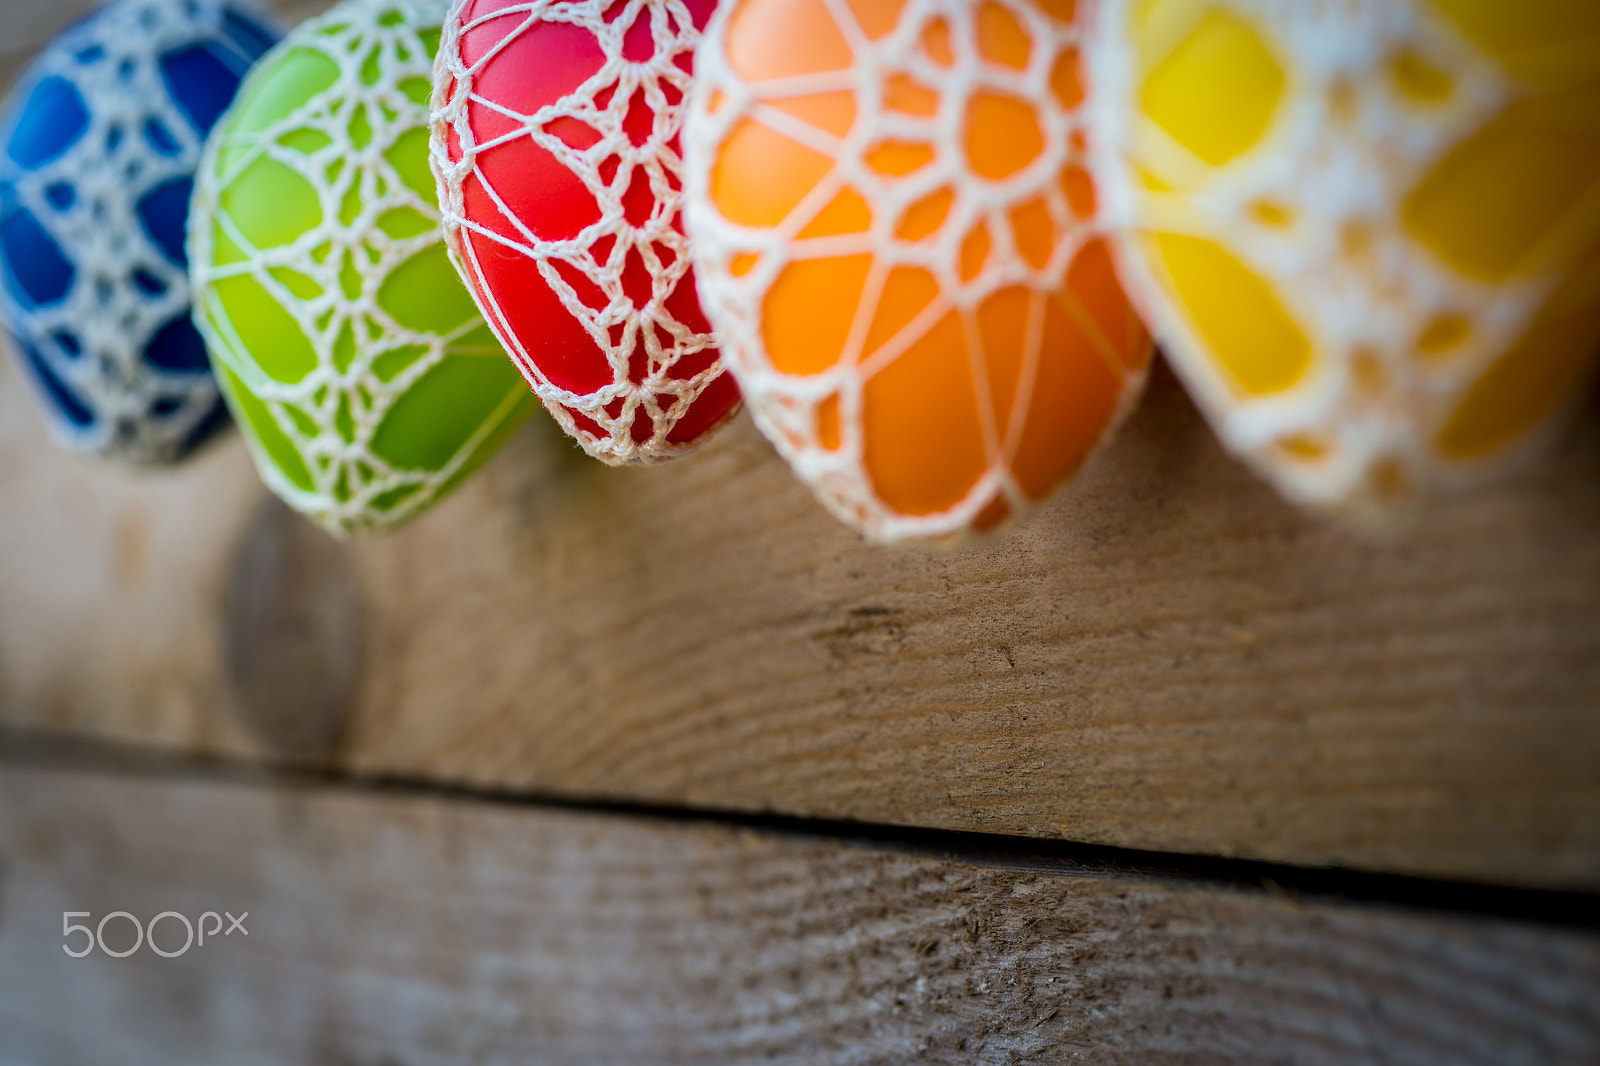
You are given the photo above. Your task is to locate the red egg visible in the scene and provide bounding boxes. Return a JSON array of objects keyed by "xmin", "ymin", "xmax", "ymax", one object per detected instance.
[{"xmin": 433, "ymin": 0, "xmax": 740, "ymax": 464}]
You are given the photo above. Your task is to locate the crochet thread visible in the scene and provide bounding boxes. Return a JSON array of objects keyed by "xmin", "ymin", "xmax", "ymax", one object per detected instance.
[
  {"xmin": 0, "ymin": 0, "xmax": 277, "ymax": 463},
  {"xmin": 190, "ymin": 0, "xmax": 534, "ymax": 535},
  {"xmin": 1086, "ymin": 0, "xmax": 1600, "ymax": 527},
  {"xmin": 684, "ymin": 0, "xmax": 1151, "ymax": 543},
  {"xmin": 431, "ymin": 0, "xmax": 741, "ymax": 465}
]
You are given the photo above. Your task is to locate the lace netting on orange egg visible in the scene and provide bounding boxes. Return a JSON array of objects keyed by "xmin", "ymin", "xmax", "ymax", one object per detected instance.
[
  {"xmin": 684, "ymin": 0, "xmax": 1151, "ymax": 543},
  {"xmin": 431, "ymin": 0, "xmax": 741, "ymax": 465}
]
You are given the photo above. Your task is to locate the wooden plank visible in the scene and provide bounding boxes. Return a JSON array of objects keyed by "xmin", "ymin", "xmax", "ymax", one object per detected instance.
[
  {"xmin": 0, "ymin": 0, "xmax": 102, "ymax": 75},
  {"xmin": 0, "ymin": 0, "xmax": 331, "ymax": 85},
  {"xmin": 5, "ymin": 351, "xmax": 1599, "ymax": 888},
  {"xmin": 0, "ymin": 764, "xmax": 1595, "ymax": 1066},
  {"xmin": 2, "ymin": 0, "xmax": 1599, "ymax": 887}
]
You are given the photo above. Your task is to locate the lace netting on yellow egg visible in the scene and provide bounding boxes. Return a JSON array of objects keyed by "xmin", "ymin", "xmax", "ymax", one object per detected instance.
[
  {"xmin": 430, "ymin": 0, "xmax": 738, "ymax": 466},
  {"xmin": 1087, "ymin": 0, "xmax": 1600, "ymax": 527},
  {"xmin": 190, "ymin": 0, "xmax": 533, "ymax": 535},
  {"xmin": 684, "ymin": 0, "xmax": 1151, "ymax": 544}
]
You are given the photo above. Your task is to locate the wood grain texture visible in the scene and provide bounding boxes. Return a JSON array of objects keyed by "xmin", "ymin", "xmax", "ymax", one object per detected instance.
[
  {"xmin": 5, "ymin": 349, "xmax": 1598, "ymax": 887},
  {"xmin": 0, "ymin": 0, "xmax": 103, "ymax": 74},
  {"xmin": 223, "ymin": 498, "xmax": 362, "ymax": 759},
  {"xmin": 1, "ymin": 765, "xmax": 1596, "ymax": 1066},
  {"xmin": 0, "ymin": 0, "xmax": 329, "ymax": 83},
  {"xmin": 1, "ymin": 0, "xmax": 1599, "ymax": 887}
]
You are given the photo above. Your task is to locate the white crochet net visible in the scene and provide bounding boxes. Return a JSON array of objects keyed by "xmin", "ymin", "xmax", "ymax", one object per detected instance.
[
  {"xmin": 683, "ymin": 0, "xmax": 1151, "ymax": 544},
  {"xmin": 431, "ymin": 0, "xmax": 739, "ymax": 465},
  {"xmin": 0, "ymin": 0, "xmax": 274, "ymax": 463},
  {"xmin": 190, "ymin": 0, "xmax": 532, "ymax": 535},
  {"xmin": 1085, "ymin": 0, "xmax": 1600, "ymax": 529}
]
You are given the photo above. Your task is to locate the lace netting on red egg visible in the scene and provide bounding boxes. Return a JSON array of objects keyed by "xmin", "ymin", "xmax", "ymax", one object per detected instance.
[{"xmin": 432, "ymin": 0, "xmax": 741, "ymax": 464}]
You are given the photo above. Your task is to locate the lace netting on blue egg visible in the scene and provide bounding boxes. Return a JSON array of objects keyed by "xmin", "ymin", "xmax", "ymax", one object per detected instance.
[{"xmin": 0, "ymin": 0, "xmax": 278, "ymax": 462}]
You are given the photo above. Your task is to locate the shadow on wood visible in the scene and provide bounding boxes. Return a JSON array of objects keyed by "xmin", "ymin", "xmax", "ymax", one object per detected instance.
[{"xmin": 224, "ymin": 498, "xmax": 362, "ymax": 761}]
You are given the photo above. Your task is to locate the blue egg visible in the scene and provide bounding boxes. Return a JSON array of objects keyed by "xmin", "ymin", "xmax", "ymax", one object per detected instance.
[{"xmin": 0, "ymin": 0, "xmax": 278, "ymax": 463}]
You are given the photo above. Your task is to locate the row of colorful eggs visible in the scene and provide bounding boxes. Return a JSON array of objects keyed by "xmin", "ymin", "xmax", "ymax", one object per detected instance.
[{"xmin": 3, "ymin": 0, "xmax": 1596, "ymax": 541}]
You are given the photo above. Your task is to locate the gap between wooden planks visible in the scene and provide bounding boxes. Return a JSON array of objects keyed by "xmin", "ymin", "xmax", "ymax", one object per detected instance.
[
  {"xmin": 1, "ymin": 762, "xmax": 1597, "ymax": 1066},
  {"xmin": 3, "ymin": 347, "xmax": 1598, "ymax": 889},
  {"xmin": 1, "ymin": 0, "xmax": 1598, "ymax": 890}
]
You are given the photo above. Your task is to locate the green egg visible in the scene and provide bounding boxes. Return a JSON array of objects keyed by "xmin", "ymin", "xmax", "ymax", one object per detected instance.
[{"xmin": 189, "ymin": 0, "xmax": 533, "ymax": 534}]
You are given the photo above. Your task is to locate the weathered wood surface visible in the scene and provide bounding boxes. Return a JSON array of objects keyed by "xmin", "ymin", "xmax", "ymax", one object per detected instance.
[
  {"xmin": 5, "ymin": 349, "xmax": 1599, "ymax": 888},
  {"xmin": 0, "ymin": 764, "xmax": 1595, "ymax": 1066},
  {"xmin": 344, "ymin": 366, "xmax": 1600, "ymax": 891},
  {"xmin": 0, "ymin": 0, "xmax": 329, "ymax": 77},
  {"xmin": 2, "ymin": 0, "xmax": 1600, "ymax": 888}
]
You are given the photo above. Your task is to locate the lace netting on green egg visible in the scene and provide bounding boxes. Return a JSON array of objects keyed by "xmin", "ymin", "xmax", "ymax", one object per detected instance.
[{"xmin": 190, "ymin": 0, "xmax": 533, "ymax": 534}]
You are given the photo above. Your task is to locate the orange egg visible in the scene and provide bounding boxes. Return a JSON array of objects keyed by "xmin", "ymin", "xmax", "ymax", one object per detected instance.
[{"xmin": 683, "ymin": 0, "xmax": 1151, "ymax": 543}]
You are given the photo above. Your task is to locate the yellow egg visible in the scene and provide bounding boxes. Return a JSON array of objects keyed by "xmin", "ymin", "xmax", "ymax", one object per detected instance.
[
  {"xmin": 684, "ymin": 0, "xmax": 1152, "ymax": 544},
  {"xmin": 1086, "ymin": 0, "xmax": 1600, "ymax": 527}
]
